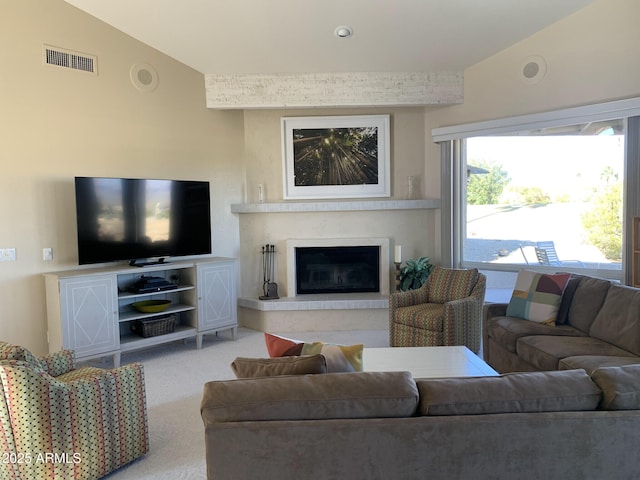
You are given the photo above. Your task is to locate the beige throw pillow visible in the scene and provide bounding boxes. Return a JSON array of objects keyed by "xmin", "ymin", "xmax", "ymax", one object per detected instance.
[{"xmin": 231, "ymin": 354, "xmax": 328, "ymax": 378}]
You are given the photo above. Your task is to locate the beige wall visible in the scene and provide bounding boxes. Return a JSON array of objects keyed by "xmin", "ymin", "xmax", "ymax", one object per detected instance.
[
  {"xmin": 424, "ymin": 0, "xmax": 640, "ymax": 261},
  {"xmin": 426, "ymin": 0, "xmax": 640, "ymax": 161},
  {"xmin": 4, "ymin": 0, "xmax": 640, "ymax": 352},
  {"xmin": 238, "ymin": 108, "xmax": 434, "ymax": 298},
  {"xmin": 0, "ymin": 0, "xmax": 244, "ymax": 353}
]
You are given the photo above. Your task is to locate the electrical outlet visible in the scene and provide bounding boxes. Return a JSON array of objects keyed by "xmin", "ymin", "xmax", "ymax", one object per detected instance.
[
  {"xmin": 43, "ymin": 247, "xmax": 53, "ymax": 261},
  {"xmin": 0, "ymin": 248, "xmax": 16, "ymax": 262}
]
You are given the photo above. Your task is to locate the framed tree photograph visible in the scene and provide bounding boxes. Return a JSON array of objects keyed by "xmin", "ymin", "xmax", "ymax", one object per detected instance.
[{"xmin": 281, "ymin": 115, "xmax": 390, "ymax": 199}]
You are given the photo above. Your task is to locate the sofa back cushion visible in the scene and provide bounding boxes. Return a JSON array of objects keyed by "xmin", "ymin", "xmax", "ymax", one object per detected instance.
[
  {"xmin": 427, "ymin": 267, "xmax": 479, "ymax": 303},
  {"xmin": 591, "ymin": 364, "xmax": 640, "ymax": 410},
  {"xmin": 565, "ymin": 276, "xmax": 612, "ymax": 333},
  {"xmin": 416, "ymin": 370, "xmax": 601, "ymax": 416},
  {"xmin": 201, "ymin": 371, "xmax": 418, "ymax": 423},
  {"xmin": 589, "ymin": 285, "xmax": 640, "ymax": 356}
]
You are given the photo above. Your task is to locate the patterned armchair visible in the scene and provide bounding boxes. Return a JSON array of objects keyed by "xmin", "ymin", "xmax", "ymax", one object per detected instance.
[
  {"xmin": 389, "ymin": 267, "xmax": 486, "ymax": 353},
  {"xmin": 0, "ymin": 341, "xmax": 148, "ymax": 480}
]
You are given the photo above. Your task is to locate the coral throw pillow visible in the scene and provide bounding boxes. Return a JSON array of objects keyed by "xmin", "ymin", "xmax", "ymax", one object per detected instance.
[
  {"xmin": 506, "ymin": 270, "xmax": 571, "ymax": 325},
  {"xmin": 264, "ymin": 333, "xmax": 363, "ymax": 373},
  {"xmin": 264, "ymin": 333, "xmax": 304, "ymax": 357}
]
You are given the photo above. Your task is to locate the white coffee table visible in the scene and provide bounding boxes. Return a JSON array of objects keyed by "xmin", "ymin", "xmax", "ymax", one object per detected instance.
[{"xmin": 363, "ymin": 346, "xmax": 498, "ymax": 378}]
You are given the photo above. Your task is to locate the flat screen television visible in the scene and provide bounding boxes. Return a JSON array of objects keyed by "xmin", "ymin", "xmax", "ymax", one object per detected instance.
[{"xmin": 75, "ymin": 176, "xmax": 212, "ymax": 266}]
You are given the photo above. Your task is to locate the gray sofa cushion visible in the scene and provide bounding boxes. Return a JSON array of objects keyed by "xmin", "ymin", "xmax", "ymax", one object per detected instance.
[
  {"xmin": 589, "ymin": 285, "xmax": 640, "ymax": 356},
  {"xmin": 231, "ymin": 354, "xmax": 328, "ymax": 378},
  {"xmin": 565, "ymin": 276, "xmax": 611, "ymax": 333},
  {"xmin": 559, "ymin": 355, "xmax": 640, "ymax": 375},
  {"xmin": 201, "ymin": 371, "xmax": 419, "ymax": 423},
  {"xmin": 487, "ymin": 316, "xmax": 584, "ymax": 354},
  {"xmin": 591, "ymin": 364, "xmax": 640, "ymax": 410},
  {"xmin": 517, "ymin": 335, "xmax": 634, "ymax": 371},
  {"xmin": 417, "ymin": 370, "xmax": 601, "ymax": 416}
]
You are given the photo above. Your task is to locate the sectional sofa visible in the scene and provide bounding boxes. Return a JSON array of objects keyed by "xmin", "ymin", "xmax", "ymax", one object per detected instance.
[
  {"xmin": 483, "ymin": 273, "xmax": 640, "ymax": 374},
  {"xmin": 201, "ymin": 367, "xmax": 640, "ymax": 480}
]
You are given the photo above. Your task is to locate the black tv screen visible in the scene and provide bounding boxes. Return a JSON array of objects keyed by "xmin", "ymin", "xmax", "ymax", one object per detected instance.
[{"xmin": 75, "ymin": 177, "xmax": 212, "ymax": 265}]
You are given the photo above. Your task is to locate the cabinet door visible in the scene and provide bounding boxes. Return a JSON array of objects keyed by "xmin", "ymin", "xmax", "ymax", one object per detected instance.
[
  {"xmin": 197, "ymin": 261, "xmax": 238, "ymax": 331},
  {"xmin": 59, "ymin": 275, "xmax": 119, "ymax": 358}
]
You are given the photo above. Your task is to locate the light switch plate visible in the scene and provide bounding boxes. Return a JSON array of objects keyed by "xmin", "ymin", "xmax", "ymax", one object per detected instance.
[{"xmin": 0, "ymin": 248, "xmax": 16, "ymax": 262}]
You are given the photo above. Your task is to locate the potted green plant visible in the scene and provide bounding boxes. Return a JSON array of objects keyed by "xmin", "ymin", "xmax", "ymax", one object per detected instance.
[{"xmin": 399, "ymin": 256, "xmax": 433, "ymax": 291}]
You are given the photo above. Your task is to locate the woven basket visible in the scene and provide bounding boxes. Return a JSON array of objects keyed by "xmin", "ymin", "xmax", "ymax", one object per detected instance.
[{"xmin": 131, "ymin": 314, "xmax": 176, "ymax": 338}]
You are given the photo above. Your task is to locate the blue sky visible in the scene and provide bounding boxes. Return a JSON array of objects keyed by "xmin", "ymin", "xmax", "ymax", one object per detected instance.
[{"xmin": 467, "ymin": 134, "xmax": 624, "ymax": 199}]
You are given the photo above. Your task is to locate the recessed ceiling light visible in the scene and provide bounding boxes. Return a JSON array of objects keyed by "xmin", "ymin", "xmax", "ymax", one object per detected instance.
[{"xmin": 335, "ymin": 26, "xmax": 353, "ymax": 39}]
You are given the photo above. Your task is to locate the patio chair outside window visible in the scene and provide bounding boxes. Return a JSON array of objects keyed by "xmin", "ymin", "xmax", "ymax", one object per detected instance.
[{"xmin": 535, "ymin": 241, "xmax": 584, "ymax": 267}]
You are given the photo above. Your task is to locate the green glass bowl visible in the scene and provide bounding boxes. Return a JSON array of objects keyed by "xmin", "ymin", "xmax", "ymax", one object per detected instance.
[{"xmin": 131, "ymin": 299, "xmax": 171, "ymax": 313}]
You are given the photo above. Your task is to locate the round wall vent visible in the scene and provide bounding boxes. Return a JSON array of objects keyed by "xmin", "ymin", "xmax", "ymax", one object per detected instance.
[
  {"xmin": 520, "ymin": 55, "xmax": 546, "ymax": 84},
  {"xmin": 130, "ymin": 63, "xmax": 159, "ymax": 92}
]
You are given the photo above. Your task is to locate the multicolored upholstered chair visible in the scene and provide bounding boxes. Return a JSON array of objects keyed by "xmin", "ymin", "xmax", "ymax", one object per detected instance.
[
  {"xmin": 0, "ymin": 341, "xmax": 148, "ymax": 480},
  {"xmin": 389, "ymin": 267, "xmax": 486, "ymax": 353}
]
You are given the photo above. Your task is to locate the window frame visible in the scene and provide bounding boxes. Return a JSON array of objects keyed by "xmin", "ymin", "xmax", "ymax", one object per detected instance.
[{"xmin": 434, "ymin": 97, "xmax": 640, "ymax": 285}]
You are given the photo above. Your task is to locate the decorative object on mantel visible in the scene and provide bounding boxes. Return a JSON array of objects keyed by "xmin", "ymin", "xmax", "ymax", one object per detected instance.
[
  {"xmin": 394, "ymin": 245, "xmax": 402, "ymax": 291},
  {"xmin": 398, "ymin": 257, "xmax": 434, "ymax": 291},
  {"xmin": 259, "ymin": 244, "xmax": 279, "ymax": 300},
  {"xmin": 282, "ymin": 115, "xmax": 390, "ymax": 200},
  {"xmin": 406, "ymin": 175, "xmax": 421, "ymax": 199}
]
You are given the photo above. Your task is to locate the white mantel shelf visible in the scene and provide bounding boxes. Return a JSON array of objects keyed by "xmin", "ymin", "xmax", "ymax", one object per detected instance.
[{"xmin": 230, "ymin": 199, "xmax": 440, "ymax": 214}]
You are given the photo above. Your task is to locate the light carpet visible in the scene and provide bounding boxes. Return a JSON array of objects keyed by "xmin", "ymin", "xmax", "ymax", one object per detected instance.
[{"xmin": 100, "ymin": 327, "xmax": 389, "ymax": 480}]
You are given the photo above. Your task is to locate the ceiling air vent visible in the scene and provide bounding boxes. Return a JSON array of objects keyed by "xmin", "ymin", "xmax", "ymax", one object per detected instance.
[{"xmin": 43, "ymin": 45, "xmax": 97, "ymax": 75}]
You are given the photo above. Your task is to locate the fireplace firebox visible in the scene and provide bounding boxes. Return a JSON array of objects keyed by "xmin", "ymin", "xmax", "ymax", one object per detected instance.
[{"xmin": 295, "ymin": 246, "xmax": 380, "ymax": 295}]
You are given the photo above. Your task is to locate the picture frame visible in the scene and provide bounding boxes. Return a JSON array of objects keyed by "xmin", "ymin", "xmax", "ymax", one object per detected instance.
[{"xmin": 281, "ymin": 115, "xmax": 390, "ymax": 199}]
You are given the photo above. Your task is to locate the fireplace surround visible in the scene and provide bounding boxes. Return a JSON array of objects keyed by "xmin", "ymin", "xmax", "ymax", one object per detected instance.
[
  {"xmin": 286, "ymin": 238, "xmax": 390, "ymax": 297},
  {"xmin": 295, "ymin": 246, "xmax": 380, "ymax": 295}
]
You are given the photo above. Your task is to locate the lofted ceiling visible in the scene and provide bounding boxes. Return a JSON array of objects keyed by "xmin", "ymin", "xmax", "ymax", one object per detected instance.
[{"xmin": 64, "ymin": 0, "xmax": 596, "ymax": 75}]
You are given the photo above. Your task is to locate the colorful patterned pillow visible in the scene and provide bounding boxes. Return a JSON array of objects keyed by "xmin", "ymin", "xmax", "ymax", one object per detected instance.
[
  {"xmin": 264, "ymin": 333, "xmax": 363, "ymax": 373},
  {"xmin": 428, "ymin": 267, "xmax": 479, "ymax": 303},
  {"xmin": 506, "ymin": 270, "xmax": 571, "ymax": 325}
]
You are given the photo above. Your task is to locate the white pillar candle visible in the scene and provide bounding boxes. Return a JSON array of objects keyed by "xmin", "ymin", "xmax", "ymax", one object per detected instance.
[{"xmin": 394, "ymin": 245, "xmax": 402, "ymax": 263}]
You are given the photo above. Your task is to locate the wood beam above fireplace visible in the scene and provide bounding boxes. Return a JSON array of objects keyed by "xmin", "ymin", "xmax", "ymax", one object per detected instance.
[{"xmin": 205, "ymin": 72, "xmax": 463, "ymax": 109}]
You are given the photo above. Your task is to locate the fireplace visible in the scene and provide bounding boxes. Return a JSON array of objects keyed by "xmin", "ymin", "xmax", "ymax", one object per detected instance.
[
  {"xmin": 286, "ymin": 238, "xmax": 390, "ymax": 296},
  {"xmin": 295, "ymin": 246, "xmax": 380, "ymax": 294}
]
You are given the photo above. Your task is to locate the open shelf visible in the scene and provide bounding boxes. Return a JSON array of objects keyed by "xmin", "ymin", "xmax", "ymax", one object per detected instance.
[
  {"xmin": 119, "ymin": 325, "xmax": 198, "ymax": 351},
  {"xmin": 118, "ymin": 304, "xmax": 196, "ymax": 323},
  {"xmin": 117, "ymin": 285, "xmax": 195, "ymax": 301}
]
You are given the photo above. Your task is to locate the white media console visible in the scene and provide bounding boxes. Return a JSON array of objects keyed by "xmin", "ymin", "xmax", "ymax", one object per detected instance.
[{"xmin": 44, "ymin": 257, "xmax": 238, "ymax": 367}]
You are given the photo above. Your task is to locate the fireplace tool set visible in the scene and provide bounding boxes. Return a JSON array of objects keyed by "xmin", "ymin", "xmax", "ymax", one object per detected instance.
[{"xmin": 259, "ymin": 244, "xmax": 279, "ymax": 300}]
